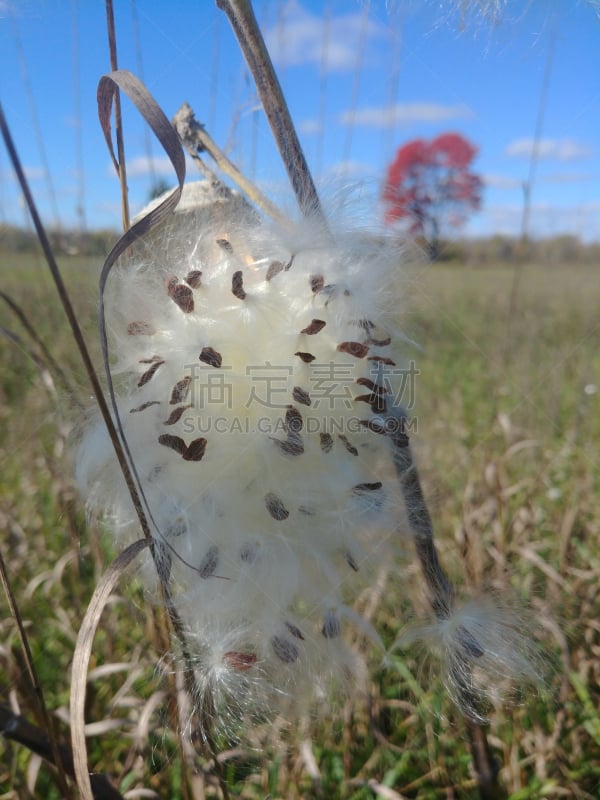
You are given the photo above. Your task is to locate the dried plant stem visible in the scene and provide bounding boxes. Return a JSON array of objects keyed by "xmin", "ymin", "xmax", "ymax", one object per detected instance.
[
  {"xmin": 105, "ymin": 0, "xmax": 130, "ymax": 231},
  {"xmin": 0, "ymin": 289, "xmax": 83, "ymax": 408},
  {"xmin": 174, "ymin": 102, "xmax": 287, "ymax": 225},
  {"xmin": 0, "ymin": 706, "xmax": 123, "ymax": 800},
  {"xmin": 467, "ymin": 724, "xmax": 505, "ymax": 800},
  {"xmin": 0, "ymin": 102, "xmax": 150, "ymax": 547},
  {"xmin": 0, "ymin": 545, "xmax": 73, "ymax": 799},
  {"xmin": 391, "ymin": 444, "xmax": 453, "ymax": 617},
  {"xmin": 392, "ymin": 439, "xmax": 505, "ymax": 800},
  {"xmin": 71, "ymin": 539, "xmax": 148, "ymax": 800},
  {"xmin": 216, "ymin": 0, "xmax": 326, "ymax": 226}
]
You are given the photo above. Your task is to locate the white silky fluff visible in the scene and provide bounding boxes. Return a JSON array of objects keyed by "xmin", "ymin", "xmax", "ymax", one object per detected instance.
[
  {"xmin": 78, "ymin": 182, "xmax": 412, "ymax": 731},
  {"xmin": 393, "ymin": 597, "xmax": 546, "ymax": 721}
]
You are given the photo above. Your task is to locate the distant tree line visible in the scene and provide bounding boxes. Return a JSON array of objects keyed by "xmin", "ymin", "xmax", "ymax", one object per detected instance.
[
  {"xmin": 1, "ymin": 222, "xmax": 598, "ymax": 266},
  {"xmin": 0, "ymin": 224, "xmax": 118, "ymax": 257},
  {"xmin": 431, "ymin": 234, "xmax": 600, "ymax": 266}
]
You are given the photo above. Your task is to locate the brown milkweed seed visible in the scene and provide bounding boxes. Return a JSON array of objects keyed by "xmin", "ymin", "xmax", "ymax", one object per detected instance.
[
  {"xmin": 168, "ymin": 283, "xmax": 194, "ymax": 313},
  {"xmin": 158, "ymin": 434, "xmax": 186, "ymax": 455},
  {"xmin": 292, "ymin": 386, "xmax": 311, "ymax": 406},
  {"xmin": 216, "ymin": 238, "xmax": 233, "ymax": 252},
  {"xmin": 285, "ymin": 621, "xmax": 305, "ymax": 640},
  {"xmin": 338, "ymin": 434, "xmax": 358, "ymax": 456},
  {"xmin": 352, "ymin": 482, "xmax": 383, "ymax": 493},
  {"xmin": 170, "ymin": 376, "xmax": 192, "ymax": 404},
  {"xmin": 320, "ymin": 432, "xmax": 333, "ymax": 452},
  {"xmin": 367, "ymin": 355, "xmax": 396, "ymax": 366},
  {"xmin": 295, "ymin": 351, "xmax": 316, "ymax": 363},
  {"xmin": 164, "ymin": 406, "xmax": 191, "ymax": 425},
  {"xmin": 232, "ymin": 270, "xmax": 246, "ymax": 300},
  {"xmin": 185, "ymin": 270, "xmax": 202, "ymax": 288},
  {"xmin": 322, "ymin": 611, "xmax": 341, "ymax": 639},
  {"xmin": 346, "ymin": 552, "xmax": 359, "ymax": 572},
  {"xmin": 224, "ymin": 651, "xmax": 257, "ymax": 671},
  {"xmin": 457, "ymin": 625, "xmax": 485, "ymax": 659},
  {"xmin": 272, "ymin": 436, "xmax": 304, "ymax": 456},
  {"xmin": 198, "ymin": 545, "xmax": 219, "ymax": 578},
  {"xmin": 183, "ymin": 438, "xmax": 207, "ymax": 461},
  {"xmin": 310, "ymin": 274, "xmax": 324, "ymax": 292},
  {"xmin": 301, "ymin": 318, "xmax": 326, "ymax": 335},
  {"xmin": 138, "ymin": 360, "xmax": 165, "ymax": 386},
  {"xmin": 271, "ymin": 635, "xmax": 299, "ymax": 663},
  {"xmin": 130, "ymin": 400, "xmax": 160, "ymax": 413},
  {"xmin": 265, "ymin": 492, "xmax": 289, "ymax": 520},
  {"xmin": 356, "ymin": 377, "xmax": 387, "ymax": 396},
  {"xmin": 199, "ymin": 346, "xmax": 223, "ymax": 368},
  {"xmin": 337, "ymin": 341, "xmax": 369, "ymax": 359},
  {"xmin": 285, "ymin": 406, "xmax": 303, "ymax": 433}
]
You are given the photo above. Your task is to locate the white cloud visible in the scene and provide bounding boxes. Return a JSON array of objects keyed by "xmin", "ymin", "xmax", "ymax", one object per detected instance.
[
  {"xmin": 108, "ymin": 155, "xmax": 177, "ymax": 179},
  {"xmin": 325, "ymin": 160, "xmax": 374, "ymax": 180},
  {"xmin": 23, "ymin": 165, "xmax": 45, "ymax": 181},
  {"xmin": 505, "ymin": 138, "xmax": 592, "ymax": 161},
  {"xmin": 339, "ymin": 102, "xmax": 474, "ymax": 128},
  {"xmin": 482, "ymin": 170, "xmax": 593, "ymax": 191},
  {"xmin": 298, "ymin": 118, "xmax": 322, "ymax": 136},
  {"xmin": 127, "ymin": 155, "xmax": 176, "ymax": 178},
  {"xmin": 468, "ymin": 200, "xmax": 600, "ymax": 242},
  {"xmin": 2, "ymin": 164, "xmax": 46, "ymax": 182},
  {"xmin": 540, "ymin": 171, "xmax": 593, "ymax": 185},
  {"xmin": 264, "ymin": 1, "xmax": 389, "ymax": 71},
  {"xmin": 483, "ymin": 173, "xmax": 523, "ymax": 190}
]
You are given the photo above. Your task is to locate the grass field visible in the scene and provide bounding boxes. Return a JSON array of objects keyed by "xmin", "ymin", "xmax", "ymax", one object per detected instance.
[{"xmin": 1, "ymin": 251, "xmax": 599, "ymax": 798}]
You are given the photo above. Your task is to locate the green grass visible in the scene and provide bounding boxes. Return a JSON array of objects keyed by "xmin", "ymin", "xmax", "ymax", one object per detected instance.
[{"xmin": 1, "ymin": 255, "xmax": 599, "ymax": 798}]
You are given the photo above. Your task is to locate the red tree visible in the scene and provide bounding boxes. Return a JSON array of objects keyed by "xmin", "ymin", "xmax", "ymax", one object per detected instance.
[{"xmin": 382, "ymin": 132, "xmax": 483, "ymax": 259}]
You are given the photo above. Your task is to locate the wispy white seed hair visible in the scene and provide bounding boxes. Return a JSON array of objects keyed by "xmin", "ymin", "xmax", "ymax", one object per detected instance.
[
  {"xmin": 394, "ymin": 597, "xmax": 546, "ymax": 720},
  {"xmin": 78, "ymin": 181, "xmax": 412, "ymax": 732}
]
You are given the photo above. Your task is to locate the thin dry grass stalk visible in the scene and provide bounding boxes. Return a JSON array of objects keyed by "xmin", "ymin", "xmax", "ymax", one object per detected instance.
[
  {"xmin": 104, "ymin": 0, "xmax": 130, "ymax": 231},
  {"xmin": 0, "ymin": 100, "xmax": 147, "ymax": 548},
  {"xmin": 0, "ymin": 706, "xmax": 124, "ymax": 800},
  {"xmin": 0, "ymin": 290, "xmax": 82, "ymax": 406},
  {"xmin": 0, "ymin": 549, "xmax": 72, "ymax": 799},
  {"xmin": 70, "ymin": 538, "xmax": 148, "ymax": 800},
  {"xmin": 393, "ymin": 439, "xmax": 505, "ymax": 798},
  {"xmin": 216, "ymin": 0, "xmax": 325, "ymax": 225}
]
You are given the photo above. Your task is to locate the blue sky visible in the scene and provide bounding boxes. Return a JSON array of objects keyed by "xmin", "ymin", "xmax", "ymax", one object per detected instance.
[{"xmin": 1, "ymin": 0, "xmax": 599, "ymax": 241}]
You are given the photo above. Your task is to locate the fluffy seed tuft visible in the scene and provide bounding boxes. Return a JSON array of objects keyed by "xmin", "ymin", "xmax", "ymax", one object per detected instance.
[{"xmin": 77, "ymin": 181, "xmax": 540, "ymax": 736}]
